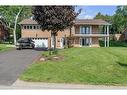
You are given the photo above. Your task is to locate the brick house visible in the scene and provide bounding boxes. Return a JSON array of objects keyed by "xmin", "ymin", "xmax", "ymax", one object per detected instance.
[
  {"xmin": 0, "ymin": 21, "xmax": 9, "ymax": 41},
  {"xmin": 19, "ymin": 18, "xmax": 111, "ymax": 48}
]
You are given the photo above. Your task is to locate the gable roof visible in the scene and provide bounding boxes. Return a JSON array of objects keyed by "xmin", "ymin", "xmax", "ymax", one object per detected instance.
[{"xmin": 19, "ymin": 18, "xmax": 111, "ymax": 25}]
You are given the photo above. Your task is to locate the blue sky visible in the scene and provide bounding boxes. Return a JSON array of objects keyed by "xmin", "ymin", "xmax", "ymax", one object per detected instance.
[{"xmin": 75, "ymin": 6, "xmax": 117, "ymax": 19}]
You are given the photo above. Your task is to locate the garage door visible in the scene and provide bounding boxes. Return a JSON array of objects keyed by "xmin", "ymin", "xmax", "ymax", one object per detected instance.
[{"xmin": 32, "ymin": 38, "xmax": 48, "ymax": 48}]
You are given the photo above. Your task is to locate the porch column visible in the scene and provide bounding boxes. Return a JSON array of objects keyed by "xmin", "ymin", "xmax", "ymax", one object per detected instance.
[
  {"xmin": 89, "ymin": 26, "xmax": 92, "ymax": 47},
  {"xmin": 89, "ymin": 37, "xmax": 92, "ymax": 47},
  {"xmin": 107, "ymin": 25, "xmax": 109, "ymax": 47},
  {"xmin": 90, "ymin": 26, "xmax": 92, "ymax": 34},
  {"xmin": 104, "ymin": 37, "xmax": 107, "ymax": 47},
  {"xmin": 107, "ymin": 37, "xmax": 109, "ymax": 47}
]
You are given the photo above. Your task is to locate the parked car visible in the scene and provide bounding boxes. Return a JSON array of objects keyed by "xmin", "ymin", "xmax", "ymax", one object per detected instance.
[{"xmin": 16, "ymin": 38, "xmax": 35, "ymax": 50}]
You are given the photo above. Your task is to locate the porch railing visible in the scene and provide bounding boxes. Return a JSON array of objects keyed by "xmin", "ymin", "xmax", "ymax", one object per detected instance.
[
  {"xmin": 75, "ymin": 32, "xmax": 108, "ymax": 34},
  {"xmin": 74, "ymin": 32, "xmax": 109, "ymax": 37}
]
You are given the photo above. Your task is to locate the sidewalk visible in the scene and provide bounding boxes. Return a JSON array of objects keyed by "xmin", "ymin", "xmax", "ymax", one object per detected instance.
[{"xmin": 9, "ymin": 79, "xmax": 127, "ymax": 89}]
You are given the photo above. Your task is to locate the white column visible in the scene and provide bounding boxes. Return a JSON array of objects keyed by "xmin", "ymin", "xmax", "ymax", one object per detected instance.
[
  {"xmin": 90, "ymin": 26, "xmax": 92, "ymax": 34},
  {"xmin": 107, "ymin": 25, "xmax": 109, "ymax": 47},
  {"xmin": 79, "ymin": 37, "xmax": 81, "ymax": 47},
  {"xmin": 104, "ymin": 37, "xmax": 107, "ymax": 47},
  {"xmin": 104, "ymin": 25, "xmax": 107, "ymax": 34},
  {"xmin": 89, "ymin": 26, "xmax": 92, "ymax": 47},
  {"xmin": 107, "ymin": 37, "xmax": 109, "ymax": 47},
  {"xmin": 106, "ymin": 25, "xmax": 109, "ymax": 35},
  {"xmin": 89, "ymin": 37, "xmax": 92, "ymax": 47}
]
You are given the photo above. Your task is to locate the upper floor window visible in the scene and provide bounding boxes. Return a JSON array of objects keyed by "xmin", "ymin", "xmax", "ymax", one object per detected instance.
[
  {"xmin": 23, "ymin": 25, "xmax": 41, "ymax": 30},
  {"xmin": 80, "ymin": 26, "xmax": 90, "ymax": 34},
  {"xmin": 27, "ymin": 26, "xmax": 29, "ymax": 29},
  {"xmin": 30, "ymin": 26, "xmax": 32, "ymax": 29},
  {"xmin": 33, "ymin": 26, "xmax": 36, "ymax": 29},
  {"xmin": 24, "ymin": 26, "xmax": 26, "ymax": 29}
]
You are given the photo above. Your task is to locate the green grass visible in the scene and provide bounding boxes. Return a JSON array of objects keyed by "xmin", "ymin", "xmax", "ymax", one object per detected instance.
[
  {"xmin": 0, "ymin": 44, "xmax": 13, "ymax": 52},
  {"xmin": 20, "ymin": 47, "xmax": 127, "ymax": 85}
]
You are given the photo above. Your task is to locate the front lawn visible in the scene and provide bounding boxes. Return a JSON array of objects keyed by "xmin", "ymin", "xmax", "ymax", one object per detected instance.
[
  {"xmin": 0, "ymin": 44, "xmax": 13, "ymax": 52},
  {"xmin": 20, "ymin": 47, "xmax": 127, "ymax": 85}
]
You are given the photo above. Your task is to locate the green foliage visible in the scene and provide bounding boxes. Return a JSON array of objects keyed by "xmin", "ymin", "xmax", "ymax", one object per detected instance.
[
  {"xmin": 112, "ymin": 6, "xmax": 127, "ymax": 33},
  {"xmin": 32, "ymin": 6, "xmax": 80, "ymax": 50},
  {"xmin": 0, "ymin": 6, "xmax": 32, "ymax": 40},
  {"xmin": 94, "ymin": 12, "xmax": 113, "ymax": 22},
  {"xmin": 0, "ymin": 6, "xmax": 32, "ymax": 26},
  {"xmin": 99, "ymin": 40, "xmax": 127, "ymax": 47},
  {"xmin": 32, "ymin": 6, "xmax": 79, "ymax": 32}
]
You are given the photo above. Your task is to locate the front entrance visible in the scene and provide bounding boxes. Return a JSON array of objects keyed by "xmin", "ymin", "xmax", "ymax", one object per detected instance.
[
  {"xmin": 60, "ymin": 37, "xmax": 66, "ymax": 48},
  {"xmin": 80, "ymin": 38, "xmax": 89, "ymax": 46}
]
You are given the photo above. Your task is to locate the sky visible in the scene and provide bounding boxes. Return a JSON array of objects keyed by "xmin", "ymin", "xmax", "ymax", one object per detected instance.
[{"xmin": 75, "ymin": 6, "xmax": 117, "ymax": 19}]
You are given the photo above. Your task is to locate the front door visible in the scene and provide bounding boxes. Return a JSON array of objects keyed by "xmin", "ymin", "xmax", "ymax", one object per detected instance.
[
  {"xmin": 80, "ymin": 38, "xmax": 89, "ymax": 46},
  {"xmin": 60, "ymin": 38, "xmax": 65, "ymax": 48}
]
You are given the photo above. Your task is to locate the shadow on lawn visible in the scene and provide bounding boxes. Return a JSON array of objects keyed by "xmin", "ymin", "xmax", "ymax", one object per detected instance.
[{"xmin": 117, "ymin": 61, "xmax": 127, "ymax": 67}]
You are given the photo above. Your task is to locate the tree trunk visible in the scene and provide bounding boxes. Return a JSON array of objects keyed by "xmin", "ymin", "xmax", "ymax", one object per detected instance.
[
  {"xmin": 52, "ymin": 33, "xmax": 56, "ymax": 51},
  {"xmin": 13, "ymin": 7, "xmax": 23, "ymax": 45}
]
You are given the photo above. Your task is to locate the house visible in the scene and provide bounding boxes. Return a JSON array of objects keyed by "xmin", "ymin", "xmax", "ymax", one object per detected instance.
[
  {"xmin": 0, "ymin": 21, "xmax": 9, "ymax": 41},
  {"xmin": 19, "ymin": 19, "xmax": 111, "ymax": 48}
]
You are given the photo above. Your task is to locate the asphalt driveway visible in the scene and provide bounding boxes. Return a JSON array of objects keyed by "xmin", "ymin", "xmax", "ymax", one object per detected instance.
[{"xmin": 0, "ymin": 49, "xmax": 41, "ymax": 86}]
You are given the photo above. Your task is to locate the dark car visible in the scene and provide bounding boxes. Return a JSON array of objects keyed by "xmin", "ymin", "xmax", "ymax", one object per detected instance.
[{"xmin": 16, "ymin": 38, "xmax": 35, "ymax": 50}]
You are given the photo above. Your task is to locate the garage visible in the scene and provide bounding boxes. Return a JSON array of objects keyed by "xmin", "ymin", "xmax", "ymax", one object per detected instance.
[{"xmin": 32, "ymin": 38, "xmax": 48, "ymax": 48}]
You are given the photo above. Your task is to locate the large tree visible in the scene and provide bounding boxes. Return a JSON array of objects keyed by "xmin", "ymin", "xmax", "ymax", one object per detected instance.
[
  {"xmin": 94, "ymin": 12, "xmax": 112, "ymax": 23},
  {"xmin": 0, "ymin": 6, "xmax": 32, "ymax": 44},
  {"xmin": 112, "ymin": 6, "xmax": 127, "ymax": 33},
  {"xmin": 32, "ymin": 6, "xmax": 80, "ymax": 51}
]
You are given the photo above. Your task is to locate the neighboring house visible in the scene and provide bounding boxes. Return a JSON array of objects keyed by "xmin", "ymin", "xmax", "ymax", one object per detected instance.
[
  {"xmin": 0, "ymin": 22, "xmax": 9, "ymax": 41},
  {"xmin": 19, "ymin": 19, "xmax": 111, "ymax": 48}
]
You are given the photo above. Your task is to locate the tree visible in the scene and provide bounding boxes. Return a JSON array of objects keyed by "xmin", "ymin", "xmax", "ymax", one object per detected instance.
[
  {"xmin": 32, "ymin": 6, "xmax": 80, "ymax": 52},
  {"xmin": 0, "ymin": 6, "xmax": 32, "ymax": 44},
  {"xmin": 94, "ymin": 12, "xmax": 113, "ymax": 23},
  {"xmin": 112, "ymin": 6, "xmax": 127, "ymax": 34}
]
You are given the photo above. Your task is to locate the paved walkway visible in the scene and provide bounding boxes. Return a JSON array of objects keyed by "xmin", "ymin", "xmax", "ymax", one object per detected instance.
[
  {"xmin": 7, "ymin": 79, "xmax": 127, "ymax": 89},
  {"xmin": 0, "ymin": 49, "xmax": 41, "ymax": 86}
]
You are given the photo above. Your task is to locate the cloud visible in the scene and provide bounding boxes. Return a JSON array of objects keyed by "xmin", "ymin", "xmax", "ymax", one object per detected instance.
[
  {"xmin": 84, "ymin": 15, "xmax": 94, "ymax": 19},
  {"xmin": 76, "ymin": 8, "xmax": 95, "ymax": 19}
]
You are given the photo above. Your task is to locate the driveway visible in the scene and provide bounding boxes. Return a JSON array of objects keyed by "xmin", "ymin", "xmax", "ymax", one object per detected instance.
[{"xmin": 0, "ymin": 49, "xmax": 41, "ymax": 86}]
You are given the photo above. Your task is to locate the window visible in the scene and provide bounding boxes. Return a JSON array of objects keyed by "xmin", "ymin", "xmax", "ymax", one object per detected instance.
[
  {"xmin": 30, "ymin": 26, "xmax": 32, "ymax": 29},
  {"xmin": 80, "ymin": 26, "xmax": 90, "ymax": 34},
  {"xmin": 33, "ymin": 26, "xmax": 36, "ymax": 29},
  {"xmin": 40, "ymin": 25, "xmax": 41, "ymax": 29},
  {"xmin": 36, "ymin": 25, "xmax": 39, "ymax": 29},
  {"xmin": 24, "ymin": 26, "xmax": 26, "ymax": 29},
  {"xmin": 27, "ymin": 26, "xmax": 29, "ymax": 29}
]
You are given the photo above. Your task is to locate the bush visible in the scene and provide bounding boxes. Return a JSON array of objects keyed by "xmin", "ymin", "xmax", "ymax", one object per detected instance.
[{"xmin": 99, "ymin": 40, "xmax": 127, "ymax": 47}]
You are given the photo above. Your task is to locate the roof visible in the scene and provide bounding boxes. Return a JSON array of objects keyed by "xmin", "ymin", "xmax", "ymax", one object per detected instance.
[
  {"xmin": 19, "ymin": 19, "xmax": 38, "ymax": 25},
  {"xmin": 74, "ymin": 19, "xmax": 111, "ymax": 25},
  {"xmin": 19, "ymin": 18, "xmax": 111, "ymax": 25}
]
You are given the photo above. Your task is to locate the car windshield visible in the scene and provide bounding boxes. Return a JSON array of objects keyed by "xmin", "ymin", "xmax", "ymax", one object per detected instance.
[{"xmin": 18, "ymin": 38, "xmax": 30, "ymax": 43}]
